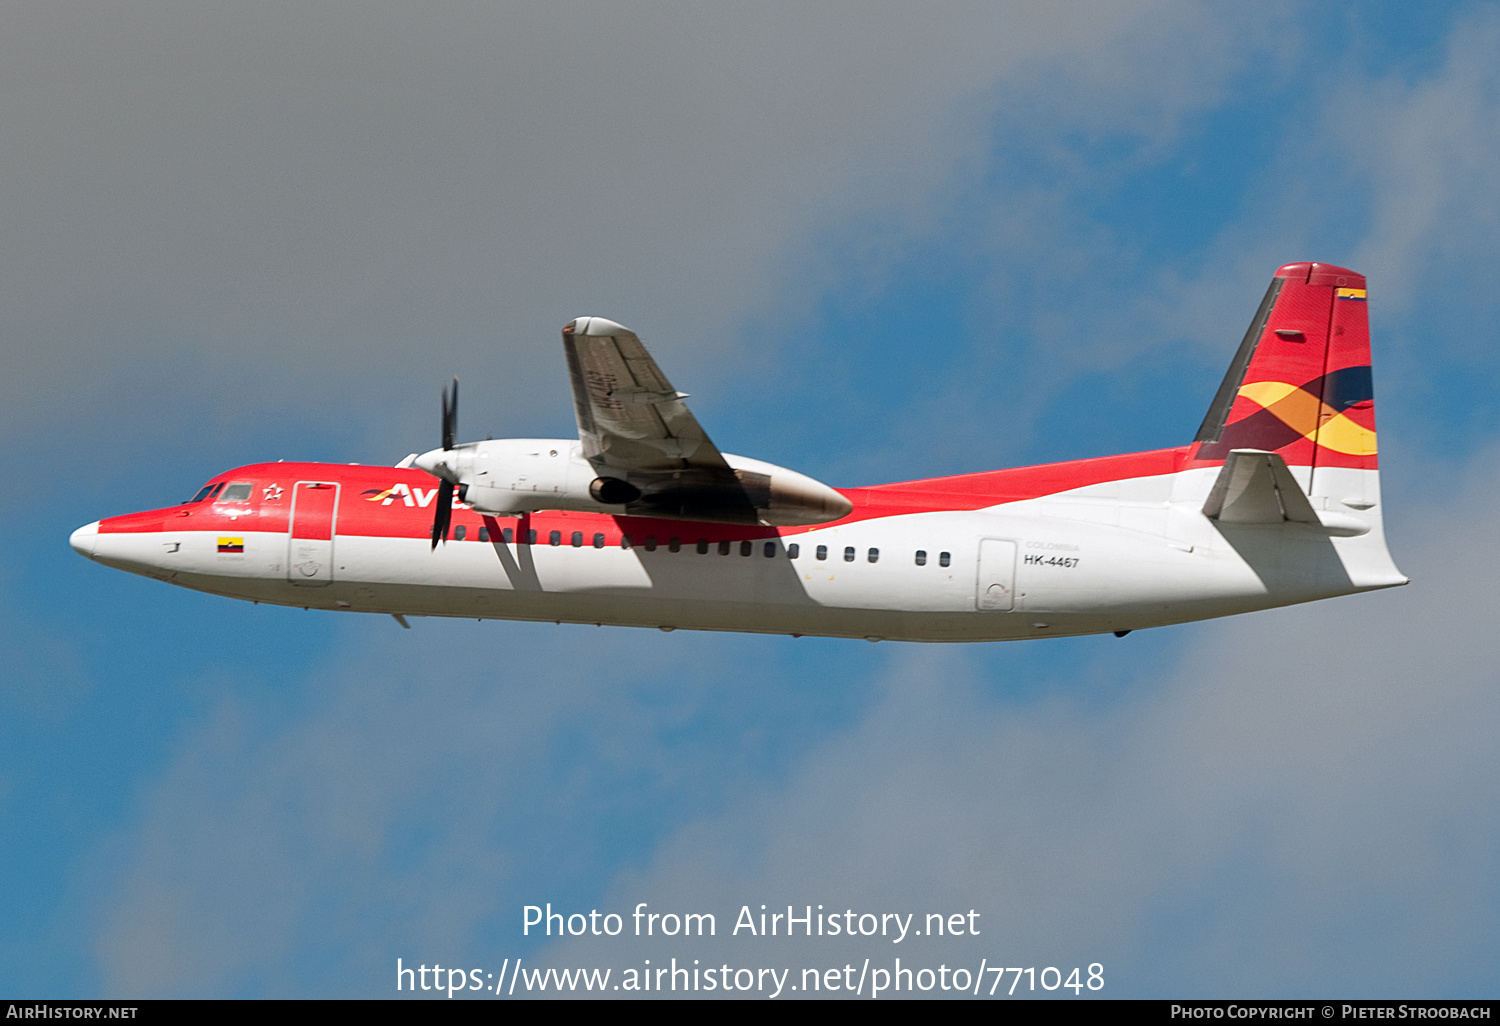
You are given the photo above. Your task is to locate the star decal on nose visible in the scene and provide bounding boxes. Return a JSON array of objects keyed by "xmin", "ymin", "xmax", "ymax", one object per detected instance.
[{"xmin": 263, "ymin": 484, "xmax": 283, "ymax": 501}]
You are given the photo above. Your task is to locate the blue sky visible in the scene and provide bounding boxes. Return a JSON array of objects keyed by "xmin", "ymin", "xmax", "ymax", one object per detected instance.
[{"xmin": 3, "ymin": 1, "xmax": 1499, "ymax": 998}]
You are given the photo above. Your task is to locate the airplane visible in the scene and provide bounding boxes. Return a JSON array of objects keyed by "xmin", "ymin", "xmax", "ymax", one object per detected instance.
[{"xmin": 69, "ymin": 262, "xmax": 1405, "ymax": 643}]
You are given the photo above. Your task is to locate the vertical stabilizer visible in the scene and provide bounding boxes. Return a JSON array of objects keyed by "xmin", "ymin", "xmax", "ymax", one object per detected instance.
[
  {"xmin": 1186, "ymin": 262, "xmax": 1401, "ymax": 591},
  {"xmin": 1192, "ymin": 263, "xmax": 1377, "ymax": 492}
]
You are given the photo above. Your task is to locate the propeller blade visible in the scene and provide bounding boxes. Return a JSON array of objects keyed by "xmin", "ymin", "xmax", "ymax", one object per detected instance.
[
  {"xmin": 430, "ymin": 376, "xmax": 459, "ymax": 549},
  {"xmin": 442, "ymin": 376, "xmax": 458, "ymax": 451},
  {"xmin": 431, "ymin": 479, "xmax": 454, "ymax": 549}
]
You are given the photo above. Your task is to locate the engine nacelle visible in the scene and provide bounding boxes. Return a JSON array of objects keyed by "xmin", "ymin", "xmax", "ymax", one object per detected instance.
[
  {"xmin": 449, "ymin": 439, "xmax": 601, "ymax": 515},
  {"xmin": 422, "ymin": 438, "xmax": 851, "ymax": 525},
  {"xmin": 712, "ymin": 453, "xmax": 854, "ymax": 526}
]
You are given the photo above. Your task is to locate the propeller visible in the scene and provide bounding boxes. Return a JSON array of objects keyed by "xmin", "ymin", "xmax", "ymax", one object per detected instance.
[{"xmin": 430, "ymin": 377, "xmax": 458, "ymax": 549}]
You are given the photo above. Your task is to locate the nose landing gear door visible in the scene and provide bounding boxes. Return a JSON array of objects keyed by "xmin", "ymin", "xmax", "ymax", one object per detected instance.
[
  {"xmin": 288, "ymin": 482, "xmax": 339, "ymax": 586},
  {"xmin": 976, "ymin": 538, "xmax": 1016, "ymax": 611}
]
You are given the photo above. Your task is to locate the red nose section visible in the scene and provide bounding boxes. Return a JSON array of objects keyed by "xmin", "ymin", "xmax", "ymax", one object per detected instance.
[{"xmin": 98, "ymin": 508, "xmax": 170, "ymax": 533}]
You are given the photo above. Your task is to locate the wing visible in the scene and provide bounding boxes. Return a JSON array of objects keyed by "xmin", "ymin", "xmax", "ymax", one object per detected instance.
[
  {"xmin": 563, "ymin": 316, "xmax": 724, "ymax": 470},
  {"xmin": 562, "ymin": 317, "xmax": 761, "ymax": 523}
]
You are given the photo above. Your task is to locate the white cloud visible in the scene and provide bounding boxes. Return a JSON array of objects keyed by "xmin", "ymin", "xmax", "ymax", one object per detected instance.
[
  {"xmin": 0, "ymin": 2, "xmax": 1274, "ymax": 457},
  {"xmin": 1150, "ymin": 4, "xmax": 1500, "ymax": 371},
  {"xmin": 87, "ymin": 620, "xmax": 885, "ymax": 996},
  {"xmin": 1342, "ymin": 10, "xmax": 1500, "ymax": 321}
]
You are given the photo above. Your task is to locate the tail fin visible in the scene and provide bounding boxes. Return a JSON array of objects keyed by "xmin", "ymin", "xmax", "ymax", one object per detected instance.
[{"xmin": 1191, "ymin": 262, "xmax": 1377, "ymax": 493}]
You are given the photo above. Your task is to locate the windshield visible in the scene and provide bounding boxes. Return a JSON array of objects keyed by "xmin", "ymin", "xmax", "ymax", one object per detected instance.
[{"xmin": 188, "ymin": 482, "xmax": 226, "ymax": 503}]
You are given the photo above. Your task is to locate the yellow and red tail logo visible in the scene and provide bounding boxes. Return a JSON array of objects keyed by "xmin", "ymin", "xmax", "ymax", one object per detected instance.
[
  {"xmin": 1228, "ymin": 370, "xmax": 1376, "ymax": 456},
  {"xmin": 1193, "ymin": 262, "xmax": 1376, "ymax": 471}
]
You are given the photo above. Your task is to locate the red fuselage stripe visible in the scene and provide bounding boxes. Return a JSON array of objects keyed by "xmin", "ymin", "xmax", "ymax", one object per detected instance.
[{"xmin": 97, "ymin": 446, "xmax": 1189, "ymax": 541}]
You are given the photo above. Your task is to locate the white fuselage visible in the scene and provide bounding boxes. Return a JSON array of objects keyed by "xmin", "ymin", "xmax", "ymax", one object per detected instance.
[{"xmin": 72, "ymin": 463, "xmax": 1406, "ymax": 642}]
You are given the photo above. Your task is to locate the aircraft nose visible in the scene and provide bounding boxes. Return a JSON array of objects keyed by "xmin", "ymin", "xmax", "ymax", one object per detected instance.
[{"xmin": 70, "ymin": 520, "xmax": 99, "ymax": 559}]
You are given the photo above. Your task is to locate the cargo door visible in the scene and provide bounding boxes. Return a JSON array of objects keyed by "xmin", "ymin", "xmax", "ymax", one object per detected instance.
[
  {"xmin": 976, "ymin": 538, "xmax": 1016, "ymax": 611},
  {"xmin": 288, "ymin": 481, "xmax": 339, "ymax": 586}
]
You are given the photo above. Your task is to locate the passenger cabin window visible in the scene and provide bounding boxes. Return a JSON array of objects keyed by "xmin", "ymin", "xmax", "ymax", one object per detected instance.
[
  {"xmin": 454, "ymin": 525, "xmax": 467, "ymax": 541},
  {"xmin": 669, "ymin": 538, "xmax": 681, "ymax": 552},
  {"xmin": 478, "ymin": 527, "xmax": 489, "ymax": 542},
  {"xmin": 549, "ymin": 530, "xmax": 561, "ymax": 546},
  {"xmin": 503, "ymin": 528, "xmax": 514, "ymax": 544},
  {"xmin": 220, "ymin": 484, "xmax": 253, "ymax": 502},
  {"xmin": 645, "ymin": 536, "xmax": 658, "ymax": 551},
  {"xmin": 593, "ymin": 533, "xmax": 605, "ymax": 549},
  {"xmin": 740, "ymin": 540, "xmax": 753, "ymax": 557},
  {"xmin": 816, "ymin": 545, "xmax": 828, "ymax": 561},
  {"xmin": 843, "ymin": 546, "xmax": 855, "ymax": 562},
  {"xmin": 621, "ymin": 535, "xmax": 633, "ymax": 550},
  {"xmin": 868, "ymin": 548, "xmax": 879, "ymax": 563},
  {"xmin": 527, "ymin": 530, "xmax": 537, "ymax": 545},
  {"xmin": 763, "ymin": 542, "xmax": 776, "ymax": 558},
  {"xmin": 787, "ymin": 543, "xmax": 800, "ymax": 559},
  {"xmin": 697, "ymin": 539, "xmax": 709, "ymax": 554},
  {"xmin": 915, "ymin": 550, "xmax": 927, "ymax": 566},
  {"xmin": 939, "ymin": 551, "xmax": 951, "ymax": 567},
  {"xmin": 718, "ymin": 539, "xmax": 731, "ymax": 555},
  {"xmin": 571, "ymin": 531, "xmax": 583, "ymax": 547}
]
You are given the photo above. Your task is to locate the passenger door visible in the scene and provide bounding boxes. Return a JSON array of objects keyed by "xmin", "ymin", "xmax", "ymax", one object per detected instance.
[{"xmin": 287, "ymin": 482, "xmax": 339, "ymax": 586}]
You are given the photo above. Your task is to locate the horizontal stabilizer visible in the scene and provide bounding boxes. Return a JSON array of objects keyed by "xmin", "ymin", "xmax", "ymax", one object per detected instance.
[{"xmin": 1203, "ymin": 449, "xmax": 1320, "ymax": 525}]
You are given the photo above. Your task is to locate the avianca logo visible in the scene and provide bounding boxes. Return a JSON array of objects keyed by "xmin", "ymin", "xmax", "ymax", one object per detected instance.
[
  {"xmin": 361, "ymin": 484, "xmax": 466, "ymax": 508},
  {"xmin": 363, "ymin": 483, "xmax": 438, "ymax": 507}
]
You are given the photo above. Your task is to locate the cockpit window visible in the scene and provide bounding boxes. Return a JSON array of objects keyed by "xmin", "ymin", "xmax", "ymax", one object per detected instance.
[
  {"xmin": 190, "ymin": 484, "xmax": 216, "ymax": 503},
  {"xmin": 219, "ymin": 484, "xmax": 253, "ymax": 502}
]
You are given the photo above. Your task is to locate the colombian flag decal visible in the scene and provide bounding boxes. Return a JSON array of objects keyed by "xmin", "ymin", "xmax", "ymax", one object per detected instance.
[
  {"xmin": 217, "ymin": 537, "xmax": 244, "ymax": 553},
  {"xmin": 1336, "ymin": 287, "xmax": 1367, "ymax": 301}
]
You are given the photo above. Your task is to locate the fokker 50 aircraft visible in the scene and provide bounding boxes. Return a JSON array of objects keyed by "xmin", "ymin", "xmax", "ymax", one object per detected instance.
[{"xmin": 71, "ymin": 262, "xmax": 1405, "ymax": 642}]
